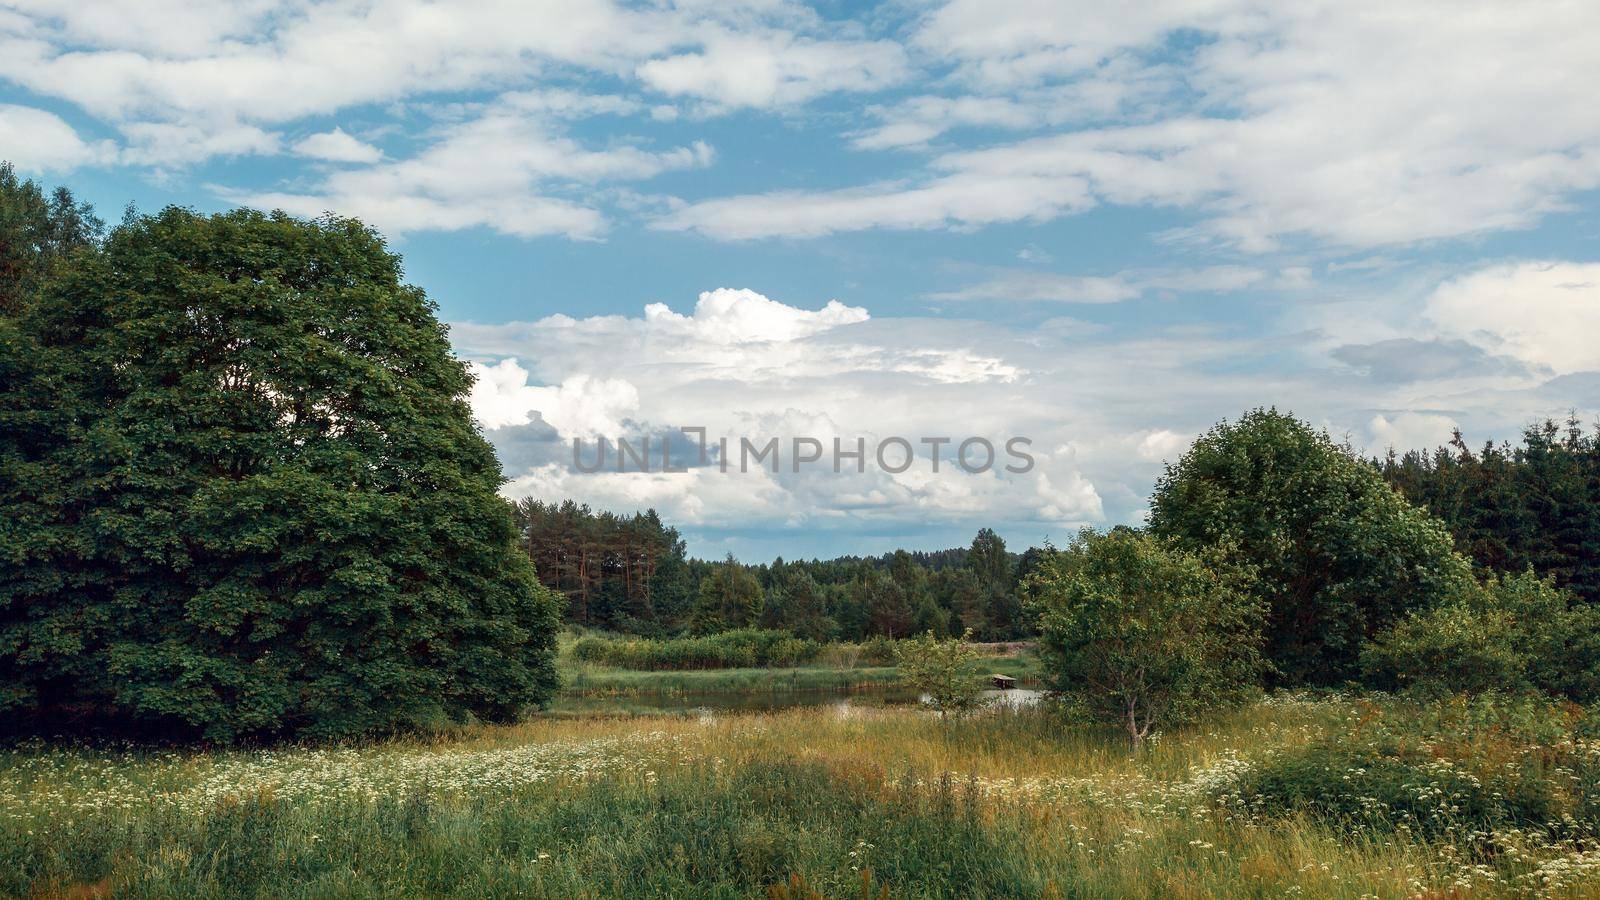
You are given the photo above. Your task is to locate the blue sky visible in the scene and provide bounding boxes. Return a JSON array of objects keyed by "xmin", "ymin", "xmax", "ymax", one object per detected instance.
[{"xmin": 3, "ymin": 1, "xmax": 1598, "ymax": 559}]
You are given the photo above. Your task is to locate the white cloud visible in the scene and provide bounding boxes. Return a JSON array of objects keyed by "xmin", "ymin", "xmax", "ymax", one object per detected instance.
[
  {"xmin": 0, "ymin": 104, "xmax": 115, "ymax": 172},
  {"xmin": 637, "ymin": 32, "xmax": 908, "ymax": 108},
  {"xmin": 1424, "ymin": 261, "xmax": 1600, "ymax": 377},
  {"xmin": 457, "ymin": 288, "xmax": 1098, "ymax": 533},
  {"xmin": 667, "ymin": 1, "xmax": 1600, "ymax": 249},
  {"xmin": 1136, "ymin": 429, "xmax": 1189, "ymax": 463},
  {"xmin": 1367, "ymin": 412, "xmax": 1460, "ymax": 455},
  {"xmin": 119, "ymin": 119, "xmax": 278, "ymax": 165},
  {"xmin": 655, "ymin": 171, "xmax": 1095, "ymax": 240},
  {"xmin": 642, "ymin": 288, "xmax": 869, "ymax": 343},
  {"xmin": 235, "ymin": 106, "xmax": 715, "ymax": 239},
  {"xmin": 293, "ymin": 128, "xmax": 382, "ymax": 164},
  {"xmin": 929, "ymin": 265, "xmax": 1268, "ymax": 303},
  {"xmin": 469, "ymin": 359, "xmax": 639, "ymax": 436}
]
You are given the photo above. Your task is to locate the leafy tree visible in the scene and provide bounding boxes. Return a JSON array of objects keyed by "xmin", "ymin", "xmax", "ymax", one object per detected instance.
[
  {"xmin": 689, "ymin": 556, "xmax": 763, "ymax": 634},
  {"xmin": 858, "ymin": 569, "xmax": 912, "ymax": 637},
  {"xmin": 1149, "ymin": 408, "xmax": 1475, "ymax": 685},
  {"xmin": 1, "ymin": 205, "xmax": 559, "ymax": 741},
  {"xmin": 1028, "ymin": 528, "xmax": 1264, "ymax": 751},
  {"xmin": 1362, "ymin": 570, "xmax": 1600, "ymax": 702},
  {"xmin": 896, "ymin": 629, "xmax": 983, "ymax": 719},
  {"xmin": 964, "ymin": 527, "xmax": 1019, "ymax": 638},
  {"xmin": 0, "ymin": 161, "xmax": 102, "ymax": 316}
]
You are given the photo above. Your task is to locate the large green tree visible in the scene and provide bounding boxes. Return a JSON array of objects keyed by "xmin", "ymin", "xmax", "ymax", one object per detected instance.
[
  {"xmin": 1, "ymin": 204, "xmax": 559, "ymax": 741},
  {"xmin": 1148, "ymin": 408, "xmax": 1474, "ymax": 685}
]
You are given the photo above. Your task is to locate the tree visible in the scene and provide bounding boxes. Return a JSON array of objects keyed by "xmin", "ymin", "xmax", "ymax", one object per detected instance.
[
  {"xmin": 689, "ymin": 556, "xmax": 763, "ymax": 634},
  {"xmin": 1362, "ymin": 570, "xmax": 1600, "ymax": 702},
  {"xmin": 964, "ymin": 527, "xmax": 1019, "ymax": 638},
  {"xmin": 1, "ymin": 205, "xmax": 560, "ymax": 741},
  {"xmin": 1379, "ymin": 418, "xmax": 1600, "ymax": 605},
  {"xmin": 1149, "ymin": 408, "xmax": 1475, "ymax": 685},
  {"xmin": 1028, "ymin": 528, "xmax": 1264, "ymax": 751},
  {"xmin": 896, "ymin": 629, "xmax": 983, "ymax": 719}
]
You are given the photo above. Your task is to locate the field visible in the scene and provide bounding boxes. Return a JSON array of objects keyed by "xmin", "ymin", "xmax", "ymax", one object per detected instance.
[{"xmin": 7, "ymin": 693, "xmax": 1600, "ymax": 898}]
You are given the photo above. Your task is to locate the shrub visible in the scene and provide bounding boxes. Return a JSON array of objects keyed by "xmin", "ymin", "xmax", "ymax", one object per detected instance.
[
  {"xmin": 1221, "ymin": 695, "xmax": 1588, "ymax": 841},
  {"xmin": 568, "ymin": 630, "xmax": 823, "ymax": 670},
  {"xmin": 896, "ymin": 630, "xmax": 983, "ymax": 718},
  {"xmin": 859, "ymin": 635, "xmax": 900, "ymax": 667},
  {"xmin": 1362, "ymin": 570, "xmax": 1600, "ymax": 702}
]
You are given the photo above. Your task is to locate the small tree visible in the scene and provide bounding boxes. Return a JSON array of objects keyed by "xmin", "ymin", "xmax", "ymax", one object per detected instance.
[
  {"xmin": 897, "ymin": 629, "xmax": 983, "ymax": 719},
  {"xmin": 1029, "ymin": 528, "xmax": 1264, "ymax": 751}
]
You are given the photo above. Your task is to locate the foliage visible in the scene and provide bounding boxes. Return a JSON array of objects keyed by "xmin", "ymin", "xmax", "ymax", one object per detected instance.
[
  {"xmin": 0, "ymin": 161, "xmax": 102, "ymax": 316},
  {"xmin": 570, "ymin": 629, "xmax": 822, "ymax": 671},
  {"xmin": 896, "ymin": 630, "xmax": 984, "ymax": 718},
  {"xmin": 511, "ymin": 499, "xmax": 1034, "ymax": 641},
  {"xmin": 1028, "ymin": 528, "xmax": 1264, "ymax": 750},
  {"xmin": 1, "ymin": 204, "xmax": 559, "ymax": 741},
  {"xmin": 1219, "ymin": 694, "xmax": 1592, "ymax": 843},
  {"xmin": 1379, "ymin": 417, "xmax": 1600, "ymax": 605},
  {"xmin": 689, "ymin": 556, "xmax": 765, "ymax": 634},
  {"xmin": 1361, "ymin": 570, "xmax": 1600, "ymax": 701},
  {"xmin": 512, "ymin": 499, "xmax": 692, "ymax": 632},
  {"xmin": 1148, "ymin": 407, "xmax": 1475, "ymax": 686}
]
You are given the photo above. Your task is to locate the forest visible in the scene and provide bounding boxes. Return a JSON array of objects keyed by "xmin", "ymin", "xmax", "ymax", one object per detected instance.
[
  {"xmin": 513, "ymin": 415, "xmax": 1600, "ymax": 648},
  {"xmin": 512, "ymin": 498, "xmax": 1032, "ymax": 640}
]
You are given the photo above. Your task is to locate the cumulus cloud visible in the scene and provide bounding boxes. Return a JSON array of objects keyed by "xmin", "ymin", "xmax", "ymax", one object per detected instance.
[
  {"xmin": 1424, "ymin": 262, "xmax": 1600, "ymax": 377},
  {"xmin": 456, "ymin": 288, "xmax": 1103, "ymax": 537},
  {"xmin": 0, "ymin": 104, "xmax": 115, "ymax": 173},
  {"xmin": 468, "ymin": 359, "xmax": 639, "ymax": 436},
  {"xmin": 293, "ymin": 128, "xmax": 382, "ymax": 164},
  {"xmin": 1367, "ymin": 412, "xmax": 1461, "ymax": 455}
]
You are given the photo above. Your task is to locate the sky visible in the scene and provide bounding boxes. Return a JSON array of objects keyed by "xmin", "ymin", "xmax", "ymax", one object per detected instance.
[{"xmin": 3, "ymin": 0, "xmax": 1599, "ymax": 560}]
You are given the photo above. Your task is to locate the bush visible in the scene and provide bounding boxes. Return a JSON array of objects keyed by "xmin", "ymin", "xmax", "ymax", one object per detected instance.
[
  {"xmin": 568, "ymin": 630, "xmax": 823, "ymax": 670},
  {"xmin": 897, "ymin": 630, "xmax": 983, "ymax": 718},
  {"xmin": 1221, "ymin": 695, "xmax": 1589, "ymax": 841},
  {"xmin": 1362, "ymin": 570, "xmax": 1600, "ymax": 702}
]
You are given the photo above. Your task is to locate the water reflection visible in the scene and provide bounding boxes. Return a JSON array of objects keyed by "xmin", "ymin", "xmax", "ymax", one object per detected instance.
[{"xmin": 555, "ymin": 685, "xmax": 1044, "ymax": 717}]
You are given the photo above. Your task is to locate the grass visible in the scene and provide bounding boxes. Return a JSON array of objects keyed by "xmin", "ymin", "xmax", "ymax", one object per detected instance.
[{"xmin": 7, "ymin": 695, "xmax": 1600, "ymax": 897}]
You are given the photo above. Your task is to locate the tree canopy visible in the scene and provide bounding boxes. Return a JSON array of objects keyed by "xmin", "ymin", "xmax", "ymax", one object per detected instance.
[
  {"xmin": 1, "ymin": 199, "xmax": 559, "ymax": 741},
  {"xmin": 1028, "ymin": 528, "xmax": 1264, "ymax": 750},
  {"xmin": 1148, "ymin": 408, "xmax": 1474, "ymax": 685}
]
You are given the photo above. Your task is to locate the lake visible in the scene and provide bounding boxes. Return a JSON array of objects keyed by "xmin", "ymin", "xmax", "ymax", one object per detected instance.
[{"xmin": 554, "ymin": 685, "xmax": 1046, "ymax": 716}]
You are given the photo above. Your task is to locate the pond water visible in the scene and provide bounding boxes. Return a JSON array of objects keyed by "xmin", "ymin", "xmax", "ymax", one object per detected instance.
[{"xmin": 554, "ymin": 685, "xmax": 1045, "ymax": 717}]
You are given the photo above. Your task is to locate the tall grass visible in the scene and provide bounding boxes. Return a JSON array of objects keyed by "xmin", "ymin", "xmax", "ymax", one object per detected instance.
[{"xmin": 6, "ymin": 696, "xmax": 1599, "ymax": 897}]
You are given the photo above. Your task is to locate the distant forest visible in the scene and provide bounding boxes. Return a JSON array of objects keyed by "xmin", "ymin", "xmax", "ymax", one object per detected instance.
[
  {"xmin": 515, "ymin": 414, "xmax": 1600, "ymax": 640},
  {"xmin": 511, "ymin": 499, "xmax": 1038, "ymax": 639}
]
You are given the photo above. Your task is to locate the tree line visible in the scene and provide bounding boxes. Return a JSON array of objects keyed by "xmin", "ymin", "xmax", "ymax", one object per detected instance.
[
  {"xmin": 1028, "ymin": 408, "xmax": 1600, "ymax": 749},
  {"xmin": 512, "ymin": 498, "xmax": 1038, "ymax": 641},
  {"xmin": 1376, "ymin": 417, "xmax": 1600, "ymax": 605}
]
